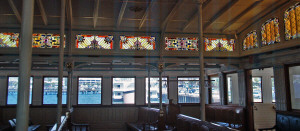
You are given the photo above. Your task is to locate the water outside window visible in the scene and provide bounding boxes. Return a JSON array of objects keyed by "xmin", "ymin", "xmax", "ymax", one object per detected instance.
[
  {"xmin": 7, "ymin": 77, "xmax": 33, "ymax": 104},
  {"xmin": 78, "ymin": 77, "xmax": 102, "ymax": 104},
  {"xmin": 145, "ymin": 77, "xmax": 168, "ymax": 104},
  {"xmin": 43, "ymin": 77, "xmax": 68, "ymax": 104}
]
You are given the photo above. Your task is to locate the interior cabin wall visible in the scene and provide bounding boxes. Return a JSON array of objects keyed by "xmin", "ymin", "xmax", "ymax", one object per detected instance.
[{"xmin": 0, "ymin": 69, "xmax": 203, "ymax": 129}]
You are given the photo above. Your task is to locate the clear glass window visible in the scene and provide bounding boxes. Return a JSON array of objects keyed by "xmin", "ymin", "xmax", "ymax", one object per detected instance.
[
  {"xmin": 112, "ymin": 78, "xmax": 135, "ymax": 104},
  {"xmin": 145, "ymin": 77, "xmax": 168, "ymax": 103},
  {"xmin": 178, "ymin": 77, "xmax": 200, "ymax": 103},
  {"xmin": 7, "ymin": 77, "xmax": 33, "ymax": 104},
  {"xmin": 43, "ymin": 77, "xmax": 68, "ymax": 104},
  {"xmin": 211, "ymin": 77, "xmax": 220, "ymax": 103},
  {"xmin": 252, "ymin": 77, "xmax": 262, "ymax": 102},
  {"xmin": 78, "ymin": 77, "xmax": 102, "ymax": 104}
]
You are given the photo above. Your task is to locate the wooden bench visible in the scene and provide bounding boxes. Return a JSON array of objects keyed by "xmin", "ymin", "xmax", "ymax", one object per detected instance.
[
  {"xmin": 176, "ymin": 114, "xmax": 235, "ymax": 131},
  {"xmin": 126, "ymin": 107, "xmax": 161, "ymax": 131},
  {"xmin": 8, "ymin": 118, "xmax": 40, "ymax": 131},
  {"xmin": 206, "ymin": 105, "xmax": 245, "ymax": 130},
  {"xmin": 259, "ymin": 111, "xmax": 300, "ymax": 131},
  {"xmin": 49, "ymin": 112, "xmax": 90, "ymax": 131}
]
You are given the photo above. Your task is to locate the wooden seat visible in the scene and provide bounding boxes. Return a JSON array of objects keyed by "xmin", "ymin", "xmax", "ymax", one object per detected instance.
[{"xmin": 8, "ymin": 118, "xmax": 40, "ymax": 131}]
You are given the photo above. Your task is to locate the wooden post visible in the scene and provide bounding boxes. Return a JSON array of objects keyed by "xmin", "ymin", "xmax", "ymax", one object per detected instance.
[
  {"xmin": 245, "ymin": 70, "xmax": 254, "ymax": 131},
  {"xmin": 15, "ymin": 0, "xmax": 34, "ymax": 130}
]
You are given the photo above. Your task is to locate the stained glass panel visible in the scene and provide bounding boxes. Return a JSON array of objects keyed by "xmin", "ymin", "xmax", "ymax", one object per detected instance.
[
  {"xmin": 0, "ymin": 33, "xmax": 19, "ymax": 47},
  {"xmin": 32, "ymin": 33, "xmax": 62, "ymax": 48},
  {"xmin": 165, "ymin": 37, "xmax": 198, "ymax": 51},
  {"xmin": 76, "ymin": 35, "xmax": 113, "ymax": 49},
  {"xmin": 204, "ymin": 38, "xmax": 235, "ymax": 51},
  {"xmin": 261, "ymin": 18, "xmax": 280, "ymax": 46},
  {"xmin": 243, "ymin": 31, "xmax": 258, "ymax": 50},
  {"xmin": 285, "ymin": 3, "xmax": 300, "ymax": 40},
  {"xmin": 120, "ymin": 36, "xmax": 155, "ymax": 50}
]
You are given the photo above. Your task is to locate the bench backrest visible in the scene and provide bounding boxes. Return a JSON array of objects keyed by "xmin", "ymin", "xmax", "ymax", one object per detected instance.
[
  {"xmin": 206, "ymin": 105, "xmax": 245, "ymax": 126},
  {"xmin": 276, "ymin": 112, "xmax": 300, "ymax": 131},
  {"xmin": 137, "ymin": 107, "xmax": 160, "ymax": 123},
  {"xmin": 176, "ymin": 114, "xmax": 233, "ymax": 131}
]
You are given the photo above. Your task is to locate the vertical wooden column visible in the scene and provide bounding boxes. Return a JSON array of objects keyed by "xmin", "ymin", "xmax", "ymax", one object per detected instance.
[
  {"xmin": 197, "ymin": 1, "xmax": 206, "ymax": 120},
  {"xmin": 218, "ymin": 73, "xmax": 227, "ymax": 105},
  {"xmin": 273, "ymin": 64, "xmax": 290, "ymax": 111},
  {"xmin": 207, "ymin": 76, "xmax": 212, "ymax": 104},
  {"xmin": 57, "ymin": 0, "xmax": 66, "ymax": 129},
  {"xmin": 237, "ymin": 70, "xmax": 246, "ymax": 107},
  {"xmin": 245, "ymin": 70, "xmax": 254, "ymax": 131},
  {"xmin": 16, "ymin": 0, "xmax": 34, "ymax": 130}
]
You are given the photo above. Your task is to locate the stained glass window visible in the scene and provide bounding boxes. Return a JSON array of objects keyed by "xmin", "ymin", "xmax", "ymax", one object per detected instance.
[
  {"xmin": 204, "ymin": 38, "xmax": 235, "ymax": 51},
  {"xmin": 32, "ymin": 33, "xmax": 62, "ymax": 48},
  {"xmin": 76, "ymin": 35, "xmax": 113, "ymax": 49},
  {"xmin": 261, "ymin": 18, "xmax": 280, "ymax": 46},
  {"xmin": 0, "ymin": 33, "xmax": 19, "ymax": 47},
  {"xmin": 284, "ymin": 3, "xmax": 300, "ymax": 40},
  {"xmin": 165, "ymin": 37, "xmax": 198, "ymax": 51},
  {"xmin": 243, "ymin": 31, "xmax": 258, "ymax": 50},
  {"xmin": 120, "ymin": 36, "xmax": 155, "ymax": 50}
]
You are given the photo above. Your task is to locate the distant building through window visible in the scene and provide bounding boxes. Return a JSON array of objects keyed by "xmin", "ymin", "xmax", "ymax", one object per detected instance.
[
  {"xmin": 43, "ymin": 77, "xmax": 68, "ymax": 104},
  {"xmin": 145, "ymin": 77, "xmax": 168, "ymax": 104},
  {"xmin": 7, "ymin": 77, "xmax": 33, "ymax": 105},
  {"xmin": 271, "ymin": 77, "xmax": 275, "ymax": 103},
  {"xmin": 227, "ymin": 76, "xmax": 232, "ymax": 103},
  {"xmin": 178, "ymin": 77, "xmax": 199, "ymax": 103},
  {"xmin": 78, "ymin": 77, "xmax": 102, "ymax": 104},
  {"xmin": 112, "ymin": 78, "xmax": 135, "ymax": 104}
]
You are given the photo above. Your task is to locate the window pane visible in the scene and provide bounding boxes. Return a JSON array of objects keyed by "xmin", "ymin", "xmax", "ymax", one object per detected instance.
[
  {"xmin": 7, "ymin": 77, "xmax": 33, "ymax": 104},
  {"xmin": 112, "ymin": 78, "xmax": 135, "ymax": 104},
  {"xmin": 211, "ymin": 77, "xmax": 220, "ymax": 103},
  {"xmin": 78, "ymin": 77, "xmax": 102, "ymax": 104},
  {"xmin": 178, "ymin": 77, "xmax": 199, "ymax": 103},
  {"xmin": 0, "ymin": 33, "xmax": 19, "ymax": 47},
  {"xmin": 145, "ymin": 77, "xmax": 168, "ymax": 103},
  {"xmin": 252, "ymin": 77, "xmax": 262, "ymax": 102},
  {"xmin": 204, "ymin": 38, "xmax": 235, "ymax": 51},
  {"xmin": 120, "ymin": 36, "xmax": 155, "ymax": 50},
  {"xmin": 43, "ymin": 77, "xmax": 68, "ymax": 104},
  {"xmin": 227, "ymin": 76, "xmax": 232, "ymax": 103},
  {"xmin": 165, "ymin": 37, "xmax": 198, "ymax": 51},
  {"xmin": 271, "ymin": 77, "xmax": 275, "ymax": 102},
  {"xmin": 289, "ymin": 66, "xmax": 300, "ymax": 109}
]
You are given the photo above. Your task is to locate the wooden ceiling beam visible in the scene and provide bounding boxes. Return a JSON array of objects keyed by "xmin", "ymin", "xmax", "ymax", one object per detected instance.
[
  {"xmin": 160, "ymin": 0, "xmax": 185, "ymax": 29},
  {"xmin": 93, "ymin": 0, "xmax": 100, "ymax": 28},
  {"xmin": 139, "ymin": 0, "xmax": 156, "ymax": 30},
  {"xmin": 221, "ymin": 0, "xmax": 263, "ymax": 32},
  {"xmin": 36, "ymin": 0, "xmax": 48, "ymax": 25},
  {"xmin": 66, "ymin": 0, "xmax": 73, "ymax": 26},
  {"xmin": 182, "ymin": 0, "xmax": 212, "ymax": 31},
  {"xmin": 203, "ymin": 0, "xmax": 239, "ymax": 30},
  {"xmin": 117, "ymin": 0, "xmax": 128, "ymax": 28},
  {"xmin": 237, "ymin": 0, "xmax": 290, "ymax": 34},
  {"xmin": 7, "ymin": 0, "xmax": 21, "ymax": 24}
]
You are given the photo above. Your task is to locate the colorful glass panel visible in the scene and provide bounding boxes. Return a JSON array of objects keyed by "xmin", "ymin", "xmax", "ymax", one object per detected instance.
[
  {"xmin": 0, "ymin": 33, "xmax": 19, "ymax": 47},
  {"xmin": 120, "ymin": 36, "xmax": 155, "ymax": 50},
  {"xmin": 261, "ymin": 18, "xmax": 280, "ymax": 46},
  {"xmin": 204, "ymin": 38, "xmax": 235, "ymax": 51},
  {"xmin": 165, "ymin": 37, "xmax": 198, "ymax": 51},
  {"xmin": 285, "ymin": 3, "xmax": 300, "ymax": 40},
  {"xmin": 32, "ymin": 33, "xmax": 62, "ymax": 48},
  {"xmin": 76, "ymin": 35, "xmax": 113, "ymax": 49},
  {"xmin": 243, "ymin": 31, "xmax": 258, "ymax": 50}
]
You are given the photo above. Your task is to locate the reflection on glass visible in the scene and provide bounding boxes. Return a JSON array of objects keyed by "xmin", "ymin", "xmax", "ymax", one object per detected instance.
[
  {"xmin": 145, "ymin": 77, "xmax": 168, "ymax": 103},
  {"xmin": 43, "ymin": 77, "xmax": 68, "ymax": 104},
  {"xmin": 112, "ymin": 78, "xmax": 135, "ymax": 104},
  {"xmin": 7, "ymin": 77, "xmax": 33, "ymax": 104},
  {"xmin": 178, "ymin": 77, "xmax": 199, "ymax": 103},
  {"xmin": 227, "ymin": 77, "xmax": 232, "ymax": 103},
  {"xmin": 271, "ymin": 77, "xmax": 275, "ymax": 102},
  {"xmin": 78, "ymin": 77, "xmax": 102, "ymax": 104},
  {"xmin": 252, "ymin": 77, "xmax": 262, "ymax": 102},
  {"xmin": 211, "ymin": 77, "xmax": 220, "ymax": 103}
]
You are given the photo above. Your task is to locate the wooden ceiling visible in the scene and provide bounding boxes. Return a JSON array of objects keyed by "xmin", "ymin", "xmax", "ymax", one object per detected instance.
[{"xmin": 0, "ymin": 0, "xmax": 290, "ymax": 35}]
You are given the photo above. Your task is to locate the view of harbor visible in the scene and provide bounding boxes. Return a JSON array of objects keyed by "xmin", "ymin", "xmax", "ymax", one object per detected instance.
[
  {"xmin": 145, "ymin": 77, "xmax": 168, "ymax": 103},
  {"xmin": 178, "ymin": 77, "xmax": 200, "ymax": 103},
  {"xmin": 112, "ymin": 78, "xmax": 135, "ymax": 104}
]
